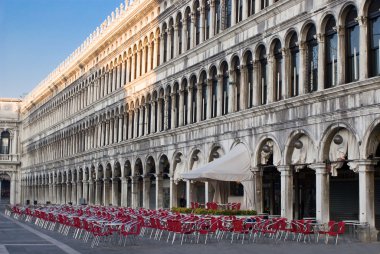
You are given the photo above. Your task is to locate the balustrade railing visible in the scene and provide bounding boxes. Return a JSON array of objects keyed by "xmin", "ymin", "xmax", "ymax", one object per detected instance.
[{"xmin": 0, "ymin": 154, "xmax": 19, "ymax": 162}]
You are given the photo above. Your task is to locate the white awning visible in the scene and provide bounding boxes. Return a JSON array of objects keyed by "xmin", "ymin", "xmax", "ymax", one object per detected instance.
[{"xmin": 181, "ymin": 143, "xmax": 253, "ymax": 182}]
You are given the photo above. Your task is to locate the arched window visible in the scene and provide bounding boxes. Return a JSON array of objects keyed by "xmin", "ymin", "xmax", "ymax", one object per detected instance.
[
  {"xmin": 156, "ymin": 36, "xmax": 161, "ymax": 67},
  {"xmin": 200, "ymin": 72, "xmax": 207, "ymax": 120},
  {"xmin": 261, "ymin": 0, "xmax": 268, "ymax": 10},
  {"xmin": 145, "ymin": 44, "xmax": 149, "ymax": 74},
  {"xmin": 369, "ymin": 0, "xmax": 380, "ymax": 77},
  {"xmin": 221, "ymin": 62, "xmax": 229, "ymax": 115},
  {"xmin": 306, "ymin": 25, "xmax": 318, "ymax": 92},
  {"xmin": 211, "ymin": 67, "xmax": 218, "ymax": 117},
  {"xmin": 150, "ymin": 39, "xmax": 154, "ymax": 70},
  {"xmin": 273, "ymin": 40, "xmax": 282, "ymax": 101},
  {"xmin": 163, "ymin": 24, "xmax": 168, "ymax": 62},
  {"xmin": 289, "ymin": 33, "xmax": 299, "ymax": 97},
  {"xmin": 136, "ymin": 107, "xmax": 140, "ymax": 137},
  {"xmin": 225, "ymin": 0, "xmax": 232, "ymax": 29},
  {"xmin": 248, "ymin": 0, "xmax": 255, "ymax": 17},
  {"xmin": 258, "ymin": 46, "xmax": 267, "ymax": 104},
  {"xmin": 141, "ymin": 105, "xmax": 146, "ymax": 135},
  {"xmin": 245, "ymin": 51, "xmax": 254, "ymax": 108},
  {"xmin": 191, "ymin": 77, "xmax": 197, "ymax": 123},
  {"xmin": 170, "ymin": 23, "xmax": 175, "ymax": 59},
  {"xmin": 235, "ymin": 0, "xmax": 242, "ymax": 23},
  {"xmin": 215, "ymin": 0, "xmax": 221, "ymax": 34},
  {"xmin": 174, "ymin": 84, "xmax": 180, "ymax": 127},
  {"xmin": 325, "ymin": 16, "xmax": 338, "ymax": 88},
  {"xmin": 147, "ymin": 100, "xmax": 152, "ymax": 134},
  {"xmin": 0, "ymin": 131, "xmax": 10, "ymax": 154},
  {"xmin": 160, "ymin": 96, "xmax": 165, "ymax": 131},
  {"xmin": 167, "ymin": 90, "xmax": 172, "ymax": 130},
  {"xmin": 195, "ymin": 1, "xmax": 201, "ymax": 45},
  {"xmin": 183, "ymin": 81, "xmax": 188, "ymax": 125},
  {"xmin": 345, "ymin": 6, "xmax": 359, "ymax": 83},
  {"xmin": 205, "ymin": 0, "xmax": 211, "ymax": 40},
  {"xmin": 177, "ymin": 15, "xmax": 183, "ymax": 55},
  {"xmin": 186, "ymin": 9, "xmax": 192, "ymax": 50},
  {"xmin": 232, "ymin": 57, "xmax": 241, "ymax": 111}
]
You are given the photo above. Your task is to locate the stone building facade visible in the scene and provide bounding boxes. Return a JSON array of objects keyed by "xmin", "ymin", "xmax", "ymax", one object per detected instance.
[
  {"xmin": 13, "ymin": 0, "xmax": 380, "ymax": 240},
  {"xmin": 0, "ymin": 98, "xmax": 22, "ymax": 205}
]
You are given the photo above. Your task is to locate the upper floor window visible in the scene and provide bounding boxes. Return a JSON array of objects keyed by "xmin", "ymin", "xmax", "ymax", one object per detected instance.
[
  {"xmin": 345, "ymin": 6, "xmax": 359, "ymax": 83},
  {"xmin": 1, "ymin": 131, "xmax": 10, "ymax": 154},
  {"xmin": 306, "ymin": 25, "xmax": 318, "ymax": 92},
  {"xmin": 369, "ymin": 0, "xmax": 380, "ymax": 77},
  {"xmin": 325, "ymin": 16, "xmax": 338, "ymax": 88},
  {"xmin": 289, "ymin": 32, "xmax": 300, "ymax": 97}
]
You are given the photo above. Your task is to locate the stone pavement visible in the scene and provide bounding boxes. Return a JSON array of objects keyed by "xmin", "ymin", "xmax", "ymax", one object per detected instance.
[{"xmin": 1, "ymin": 206, "xmax": 380, "ymax": 254}]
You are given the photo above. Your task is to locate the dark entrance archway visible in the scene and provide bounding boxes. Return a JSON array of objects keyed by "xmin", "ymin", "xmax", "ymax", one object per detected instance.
[{"xmin": 0, "ymin": 173, "xmax": 10, "ymax": 204}]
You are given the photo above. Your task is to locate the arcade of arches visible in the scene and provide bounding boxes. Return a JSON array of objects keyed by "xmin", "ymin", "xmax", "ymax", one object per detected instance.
[{"xmin": 13, "ymin": 0, "xmax": 380, "ymax": 243}]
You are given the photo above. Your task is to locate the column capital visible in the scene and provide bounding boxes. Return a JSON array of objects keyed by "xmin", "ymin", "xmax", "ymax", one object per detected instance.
[
  {"xmin": 356, "ymin": 16, "xmax": 367, "ymax": 26},
  {"xmin": 310, "ymin": 163, "xmax": 328, "ymax": 174},
  {"xmin": 357, "ymin": 159, "xmax": 377, "ymax": 172}
]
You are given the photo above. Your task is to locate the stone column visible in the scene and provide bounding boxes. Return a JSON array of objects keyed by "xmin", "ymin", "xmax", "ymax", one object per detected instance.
[
  {"xmin": 267, "ymin": 54, "xmax": 274, "ymax": 103},
  {"xmin": 103, "ymin": 179, "xmax": 110, "ymax": 206},
  {"xmin": 147, "ymin": 44, "xmax": 152, "ymax": 72},
  {"xmin": 71, "ymin": 182, "xmax": 77, "ymax": 205},
  {"xmin": 95, "ymin": 180, "xmax": 102, "ymax": 205},
  {"xmin": 170, "ymin": 178, "xmax": 177, "ymax": 208},
  {"xmin": 240, "ymin": 65, "xmax": 248, "ymax": 110},
  {"xmin": 156, "ymin": 175, "xmax": 163, "ymax": 209},
  {"xmin": 118, "ymin": 115, "xmax": 123, "ymax": 142},
  {"xmin": 52, "ymin": 183, "xmax": 57, "ymax": 204},
  {"xmin": 128, "ymin": 110, "xmax": 134, "ymax": 139},
  {"xmin": 186, "ymin": 180, "xmax": 191, "ymax": 208},
  {"xmin": 141, "ymin": 46, "xmax": 146, "ymax": 74},
  {"xmin": 197, "ymin": 84, "xmax": 202, "ymax": 122},
  {"xmin": 174, "ymin": 25, "xmax": 179, "ymax": 57},
  {"xmin": 190, "ymin": 13, "xmax": 195, "ymax": 48},
  {"xmin": 111, "ymin": 178, "xmax": 119, "ymax": 206},
  {"xmin": 228, "ymin": 71, "xmax": 236, "ymax": 113},
  {"xmin": 206, "ymin": 79, "xmax": 212, "ymax": 119},
  {"xmin": 151, "ymin": 101, "xmax": 156, "ymax": 133},
  {"xmin": 123, "ymin": 113, "xmax": 128, "ymax": 140},
  {"xmin": 125, "ymin": 57, "xmax": 130, "ymax": 83},
  {"xmin": 143, "ymin": 177, "xmax": 151, "ymax": 209},
  {"xmin": 337, "ymin": 26, "xmax": 345, "ymax": 85},
  {"xmin": 136, "ymin": 49, "xmax": 141, "ymax": 77},
  {"xmin": 312, "ymin": 163, "xmax": 329, "ymax": 223},
  {"xmin": 121, "ymin": 177, "xmax": 128, "ymax": 207},
  {"xmin": 231, "ymin": 0, "xmax": 237, "ymax": 26},
  {"xmin": 76, "ymin": 180, "xmax": 82, "ymax": 204},
  {"xmin": 105, "ymin": 120, "xmax": 110, "ymax": 145},
  {"xmin": 114, "ymin": 117, "xmax": 118, "ymax": 143},
  {"xmin": 358, "ymin": 160, "xmax": 378, "ymax": 241},
  {"xmin": 179, "ymin": 90, "xmax": 184, "ymax": 126},
  {"xmin": 171, "ymin": 94, "xmax": 176, "ymax": 128},
  {"xmin": 131, "ymin": 177, "xmax": 139, "ymax": 208},
  {"xmin": 61, "ymin": 181, "xmax": 66, "ymax": 204},
  {"xmin": 242, "ymin": 0, "xmax": 248, "ymax": 20},
  {"xmin": 160, "ymin": 33, "xmax": 165, "ymax": 64},
  {"xmin": 298, "ymin": 43, "xmax": 306, "ymax": 95},
  {"xmin": 209, "ymin": 0, "xmax": 215, "ymax": 38},
  {"xmin": 66, "ymin": 182, "xmax": 72, "ymax": 203},
  {"xmin": 121, "ymin": 61, "xmax": 126, "ymax": 86},
  {"xmin": 217, "ymin": 75, "xmax": 223, "ymax": 116},
  {"xmin": 131, "ymin": 52, "xmax": 136, "ymax": 81},
  {"xmin": 166, "ymin": 29, "xmax": 174, "ymax": 61},
  {"xmin": 279, "ymin": 165, "xmax": 293, "ymax": 220},
  {"xmin": 113, "ymin": 66, "xmax": 117, "ymax": 91},
  {"xmin": 358, "ymin": 16, "xmax": 368, "ymax": 80},
  {"xmin": 252, "ymin": 168, "xmax": 263, "ymax": 213},
  {"xmin": 200, "ymin": 6, "xmax": 205, "ymax": 43},
  {"xmin": 188, "ymin": 85, "xmax": 193, "ymax": 124},
  {"xmin": 317, "ymin": 34, "xmax": 325, "ymax": 91},
  {"xmin": 84, "ymin": 180, "xmax": 90, "ymax": 204},
  {"xmin": 134, "ymin": 109, "xmax": 139, "ymax": 137},
  {"xmin": 182, "ymin": 20, "xmax": 187, "ymax": 53},
  {"xmin": 153, "ymin": 39, "xmax": 159, "ymax": 68},
  {"xmin": 281, "ymin": 49, "xmax": 289, "ymax": 99}
]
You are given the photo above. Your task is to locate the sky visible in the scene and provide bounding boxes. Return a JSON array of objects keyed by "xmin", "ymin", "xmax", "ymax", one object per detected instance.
[{"xmin": 0, "ymin": 0, "xmax": 124, "ymax": 99}]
